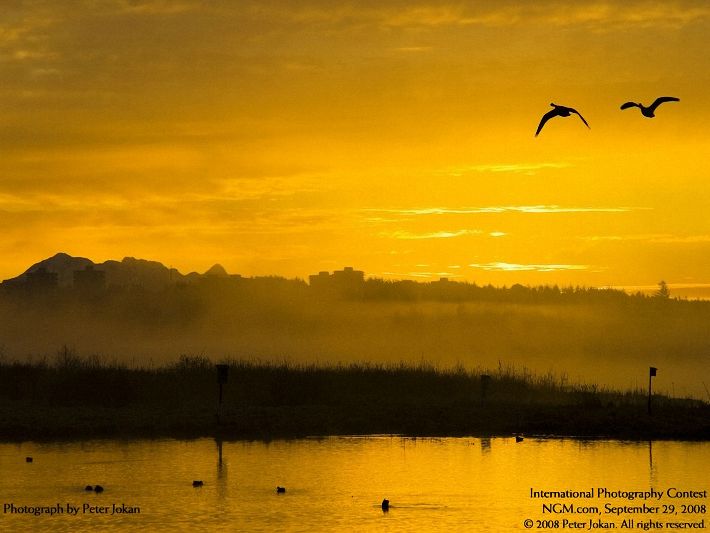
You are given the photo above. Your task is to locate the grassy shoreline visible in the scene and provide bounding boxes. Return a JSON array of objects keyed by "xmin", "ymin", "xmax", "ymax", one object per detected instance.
[{"xmin": 1, "ymin": 355, "xmax": 708, "ymax": 441}]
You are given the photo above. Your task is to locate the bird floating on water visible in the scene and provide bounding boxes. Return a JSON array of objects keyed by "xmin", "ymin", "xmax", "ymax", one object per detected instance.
[
  {"xmin": 535, "ymin": 103, "xmax": 590, "ymax": 137},
  {"xmin": 25, "ymin": 457, "xmax": 33, "ymax": 463},
  {"xmin": 381, "ymin": 499, "xmax": 390, "ymax": 511},
  {"xmin": 515, "ymin": 435, "xmax": 524, "ymax": 443},
  {"xmin": 276, "ymin": 486, "xmax": 286, "ymax": 494},
  {"xmin": 93, "ymin": 485, "xmax": 104, "ymax": 493},
  {"xmin": 620, "ymin": 96, "xmax": 679, "ymax": 117},
  {"xmin": 192, "ymin": 480, "xmax": 204, "ymax": 487}
]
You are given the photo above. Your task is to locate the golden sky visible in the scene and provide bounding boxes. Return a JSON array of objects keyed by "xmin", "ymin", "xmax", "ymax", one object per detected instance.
[{"xmin": 2, "ymin": 0, "xmax": 709, "ymax": 291}]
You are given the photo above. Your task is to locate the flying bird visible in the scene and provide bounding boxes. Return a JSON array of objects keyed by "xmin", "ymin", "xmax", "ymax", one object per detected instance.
[
  {"xmin": 620, "ymin": 96, "xmax": 679, "ymax": 118},
  {"xmin": 535, "ymin": 103, "xmax": 590, "ymax": 137}
]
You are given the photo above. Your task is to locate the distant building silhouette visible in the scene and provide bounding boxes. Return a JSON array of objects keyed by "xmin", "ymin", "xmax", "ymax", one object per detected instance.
[
  {"xmin": 332, "ymin": 266, "xmax": 364, "ymax": 284},
  {"xmin": 309, "ymin": 271, "xmax": 331, "ymax": 289},
  {"xmin": 25, "ymin": 267, "xmax": 59, "ymax": 291},
  {"xmin": 73, "ymin": 265, "xmax": 106, "ymax": 292},
  {"xmin": 309, "ymin": 267, "xmax": 365, "ymax": 299}
]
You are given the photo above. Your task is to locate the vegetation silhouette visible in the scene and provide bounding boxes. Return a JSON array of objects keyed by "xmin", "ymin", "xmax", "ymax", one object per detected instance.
[
  {"xmin": 656, "ymin": 280, "xmax": 671, "ymax": 299},
  {"xmin": 620, "ymin": 97, "xmax": 679, "ymax": 117},
  {"xmin": 535, "ymin": 103, "xmax": 590, "ymax": 136},
  {"xmin": 0, "ymin": 353, "xmax": 707, "ymax": 441}
]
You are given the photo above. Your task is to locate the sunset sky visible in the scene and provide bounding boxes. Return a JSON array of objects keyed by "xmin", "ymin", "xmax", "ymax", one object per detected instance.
[{"xmin": 2, "ymin": 1, "xmax": 709, "ymax": 292}]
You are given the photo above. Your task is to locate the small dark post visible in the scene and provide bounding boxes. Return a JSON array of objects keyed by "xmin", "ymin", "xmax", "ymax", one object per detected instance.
[
  {"xmin": 480, "ymin": 374, "xmax": 491, "ymax": 403},
  {"xmin": 648, "ymin": 367, "xmax": 657, "ymax": 415},
  {"xmin": 216, "ymin": 364, "xmax": 229, "ymax": 424}
]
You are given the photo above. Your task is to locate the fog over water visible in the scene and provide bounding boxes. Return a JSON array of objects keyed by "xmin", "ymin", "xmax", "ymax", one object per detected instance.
[{"xmin": 1, "ymin": 277, "xmax": 708, "ymax": 399}]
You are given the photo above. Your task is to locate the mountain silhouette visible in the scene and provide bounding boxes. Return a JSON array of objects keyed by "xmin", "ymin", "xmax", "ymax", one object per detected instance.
[
  {"xmin": 3, "ymin": 253, "xmax": 233, "ymax": 290},
  {"xmin": 204, "ymin": 264, "xmax": 229, "ymax": 277},
  {"xmin": 13, "ymin": 253, "xmax": 94, "ymax": 287}
]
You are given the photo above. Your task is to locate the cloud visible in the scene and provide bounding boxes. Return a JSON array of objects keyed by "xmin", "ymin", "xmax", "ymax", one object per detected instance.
[
  {"xmin": 250, "ymin": 1, "xmax": 710, "ymax": 30},
  {"xmin": 385, "ymin": 229, "xmax": 483, "ymax": 239},
  {"xmin": 585, "ymin": 234, "xmax": 710, "ymax": 244},
  {"xmin": 446, "ymin": 162, "xmax": 571, "ymax": 176},
  {"xmin": 114, "ymin": 0, "xmax": 204, "ymax": 14},
  {"xmin": 469, "ymin": 262, "xmax": 589, "ymax": 272},
  {"xmin": 370, "ymin": 205, "xmax": 638, "ymax": 216},
  {"xmin": 381, "ymin": 271, "xmax": 460, "ymax": 279},
  {"xmin": 408, "ymin": 271, "xmax": 458, "ymax": 278}
]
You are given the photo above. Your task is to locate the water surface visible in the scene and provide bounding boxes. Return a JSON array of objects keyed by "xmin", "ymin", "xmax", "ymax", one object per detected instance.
[{"xmin": 1, "ymin": 437, "xmax": 707, "ymax": 531}]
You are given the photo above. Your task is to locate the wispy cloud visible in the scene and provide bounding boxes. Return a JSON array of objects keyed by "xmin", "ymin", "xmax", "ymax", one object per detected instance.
[
  {"xmin": 115, "ymin": 0, "xmax": 203, "ymax": 14},
  {"xmin": 385, "ymin": 229, "xmax": 482, "ymax": 239},
  {"xmin": 0, "ymin": 193, "xmax": 38, "ymax": 212},
  {"xmin": 381, "ymin": 271, "xmax": 460, "ymax": 279},
  {"xmin": 370, "ymin": 205, "xmax": 639, "ymax": 216},
  {"xmin": 408, "ymin": 271, "xmax": 458, "ymax": 278},
  {"xmin": 446, "ymin": 162, "xmax": 570, "ymax": 176},
  {"xmin": 469, "ymin": 262, "xmax": 589, "ymax": 272},
  {"xmin": 586, "ymin": 233, "xmax": 710, "ymax": 244},
  {"xmin": 269, "ymin": 2, "xmax": 710, "ymax": 30}
]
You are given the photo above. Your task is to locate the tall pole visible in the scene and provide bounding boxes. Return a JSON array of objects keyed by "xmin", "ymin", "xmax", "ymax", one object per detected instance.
[
  {"xmin": 648, "ymin": 367, "xmax": 657, "ymax": 415},
  {"xmin": 217, "ymin": 381, "xmax": 223, "ymax": 425},
  {"xmin": 216, "ymin": 364, "xmax": 229, "ymax": 426}
]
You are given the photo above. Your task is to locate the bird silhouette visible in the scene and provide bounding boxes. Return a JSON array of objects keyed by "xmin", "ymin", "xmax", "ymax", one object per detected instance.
[
  {"xmin": 535, "ymin": 103, "xmax": 590, "ymax": 136},
  {"xmin": 620, "ymin": 96, "xmax": 679, "ymax": 117}
]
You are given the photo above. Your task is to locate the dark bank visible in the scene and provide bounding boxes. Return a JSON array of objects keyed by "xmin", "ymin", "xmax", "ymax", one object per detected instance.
[{"xmin": 1, "ymin": 354, "xmax": 708, "ymax": 441}]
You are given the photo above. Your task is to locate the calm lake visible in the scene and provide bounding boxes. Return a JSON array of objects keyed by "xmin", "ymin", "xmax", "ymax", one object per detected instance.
[{"xmin": 1, "ymin": 437, "xmax": 707, "ymax": 531}]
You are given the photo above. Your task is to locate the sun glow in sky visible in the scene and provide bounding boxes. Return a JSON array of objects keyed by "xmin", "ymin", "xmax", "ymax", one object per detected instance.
[{"xmin": 1, "ymin": 1, "xmax": 709, "ymax": 291}]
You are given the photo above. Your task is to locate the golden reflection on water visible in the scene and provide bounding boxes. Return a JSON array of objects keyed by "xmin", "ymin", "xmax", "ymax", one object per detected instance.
[{"xmin": 0, "ymin": 437, "xmax": 707, "ymax": 532}]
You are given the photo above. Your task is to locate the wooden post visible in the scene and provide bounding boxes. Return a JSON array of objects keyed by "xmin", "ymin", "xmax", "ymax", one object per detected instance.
[
  {"xmin": 216, "ymin": 364, "xmax": 229, "ymax": 424},
  {"xmin": 648, "ymin": 367, "xmax": 657, "ymax": 415}
]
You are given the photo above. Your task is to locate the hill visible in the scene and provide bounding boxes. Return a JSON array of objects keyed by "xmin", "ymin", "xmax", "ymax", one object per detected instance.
[{"xmin": 1, "ymin": 252, "xmax": 231, "ymax": 291}]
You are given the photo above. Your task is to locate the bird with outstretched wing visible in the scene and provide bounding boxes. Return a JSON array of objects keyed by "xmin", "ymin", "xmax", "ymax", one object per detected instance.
[
  {"xmin": 620, "ymin": 96, "xmax": 679, "ymax": 117},
  {"xmin": 535, "ymin": 103, "xmax": 590, "ymax": 137}
]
